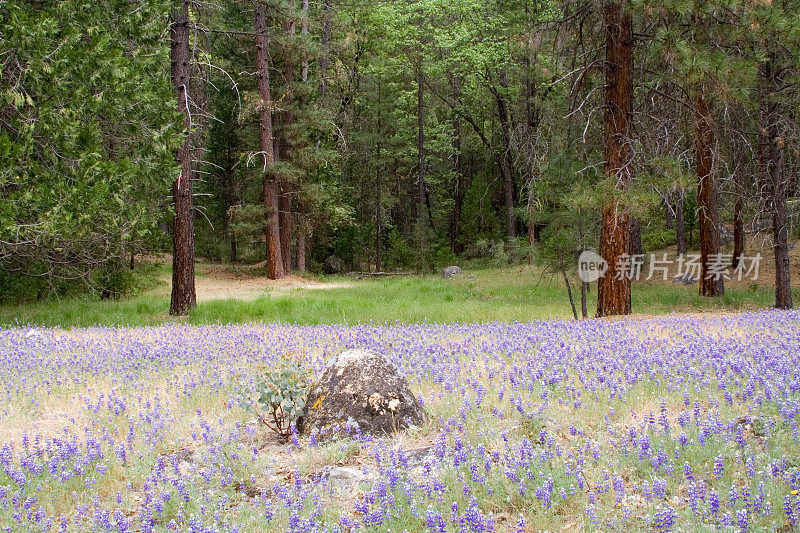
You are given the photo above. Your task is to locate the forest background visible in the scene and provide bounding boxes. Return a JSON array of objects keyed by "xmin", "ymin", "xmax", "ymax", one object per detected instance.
[{"xmin": 1, "ymin": 0, "xmax": 799, "ymax": 317}]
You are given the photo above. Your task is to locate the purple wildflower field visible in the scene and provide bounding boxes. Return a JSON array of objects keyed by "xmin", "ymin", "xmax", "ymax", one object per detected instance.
[{"xmin": 2, "ymin": 310, "xmax": 800, "ymax": 532}]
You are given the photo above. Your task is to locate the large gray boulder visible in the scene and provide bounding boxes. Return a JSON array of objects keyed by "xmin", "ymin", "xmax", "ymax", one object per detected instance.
[
  {"xmin": 441, "ymin": 265, "xmax": 462, "ymax": 278},
  {"xmin": 302, "ymin": 349, "xmax": 425, "ymax": 438},
  {"xmin": 323, "ymin": 255, "xmax": 346, "ymax": 274}
]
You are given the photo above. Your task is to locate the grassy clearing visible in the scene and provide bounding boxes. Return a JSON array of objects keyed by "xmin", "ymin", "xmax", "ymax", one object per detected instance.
[{"xmin": 0, "ymin": 264, "xmax": 795, "ymax": 328}]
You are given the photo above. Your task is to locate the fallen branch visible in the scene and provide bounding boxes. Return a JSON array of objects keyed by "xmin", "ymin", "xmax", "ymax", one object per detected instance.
[{"xmin": 354, "ymin": 271, "xmax": 411, "ymax": 280}]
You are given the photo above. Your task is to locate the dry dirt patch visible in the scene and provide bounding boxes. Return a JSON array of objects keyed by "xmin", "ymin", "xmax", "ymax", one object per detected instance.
[{"xmin": 156, "ymin": 260, "xmax": 351, "ymax": 302}]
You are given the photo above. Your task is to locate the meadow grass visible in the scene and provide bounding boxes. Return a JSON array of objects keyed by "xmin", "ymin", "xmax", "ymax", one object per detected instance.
[
  {"xmin": 1, "ymin": 314, "xmax": 798, "ymax": 531},
  {"xmin": 0, "ymin": 265, "xmax": 794, "ymax": 328}
]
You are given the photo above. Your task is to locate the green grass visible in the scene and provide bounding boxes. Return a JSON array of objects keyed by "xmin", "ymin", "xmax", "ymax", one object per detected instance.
[{"xmin": 0, "ymin": 265, "xmax": 795, "ymax": 328}]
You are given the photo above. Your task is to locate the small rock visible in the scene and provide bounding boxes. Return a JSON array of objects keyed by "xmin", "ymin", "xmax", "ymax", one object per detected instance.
[
  {"xmin": 323, "ymin": 255, "xmax": 346, "ymax": 274},
  {"xmin": 178, "ymin": 461, "xmax": 193, "ymax": 477},
  {"xmin": 441, "ymin": 266, "xmax": 462, "ymax": 278},
  {"xmin": 673, "ymin": 273, "xmax": 697, "ymax": 286},
  {"xmin": 302, "ymin": 349, "xmax": 426, "ymax": 438},
  {"xmin": 320, "ymin": 466, "xmax": 372, "ymax": 494},
  {"xmin": 403, "ymin": 446, "xmax": 438, "ymax": 469}
]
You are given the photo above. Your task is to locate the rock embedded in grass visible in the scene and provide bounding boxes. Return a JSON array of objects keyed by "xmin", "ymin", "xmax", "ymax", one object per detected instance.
[
  {"xmin": 323, "ymin": 255, "xmax": 346, "ymax": 274},
  {"xmin": 301, "ymin": 349, "xmax": 425, "ymax": 439},
  {"xmin": 441, "ymin": 265, "xmax": 462, "ymax": 278}
]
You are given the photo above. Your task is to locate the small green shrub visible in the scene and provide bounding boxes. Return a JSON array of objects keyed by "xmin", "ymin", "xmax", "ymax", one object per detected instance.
[
  {"xmin": 0, "ymin": 268, "xmax": 49, "ymax": 304},
  {"xmin": 475, "ymin": 239, "xmax": 490, "ymax": 258},
  {"xmin": 93, "ymin": 260, "xmax": 157, "ymax": 300},
  {"xmin": 386, "ymin": 228, "xmax": 414, "ymax": 269},
  {"xmin": 239, "ymin": 358, "xmax": 311, "ymax": 439},
  {"xmin": 94, "ymin": 263, "xmax": 134, "ymax": 300},
  {"xmin": 491, "ymin": 242, "xmax": 509, "ymax": 267}
]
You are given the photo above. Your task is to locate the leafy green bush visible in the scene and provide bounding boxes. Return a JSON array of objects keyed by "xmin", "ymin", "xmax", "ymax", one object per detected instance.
[
  {"xmin": 642, "ymin": 226, "xmax": 676, "ymax": 252},
  {"xmin": 431, "ymin": 244, "xmax": 458, "ymax": 269},
  {"xmin": 93, "ymin": 260, "xmax": 158, "ymax": 300},
  {"xmin": 0, "ymin": 268, "xmax": 50, "ymax": 304},
  {"xmin": 491, "ymin": 242, "xmax": 509, "ymax": 267},
  {"xmin": 385, "ymin": 229, "xmax": 414, "ymax": 269},
  {"xmin": 239, "ymin": 358, "xmax": 312, "ymax": 439}
]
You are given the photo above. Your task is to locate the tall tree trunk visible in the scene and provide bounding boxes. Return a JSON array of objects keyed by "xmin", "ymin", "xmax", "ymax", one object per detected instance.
[
  {"xmin": 318, "ymin": 0, "xmax": 331, "ymax": 96},
  {"xmin": 559, "ymin": 248, "xmax": 578, "ymax": 320},
  {"xmin": 760, "ymin": 59, "xmax": 792, "ymax": 309},
  {"xmin": 675, "ymin": 188, "xmax": 686, "ymax": 254},
  {"xmin": 301, "ymin": 0, "xmax": 309, "ymax": 82},
  {"xmin": 578, "ymin": 211, "xmax": 588, "ymax": 319},
  {"xmin": 696, "ymin": 92, "xmax": 723, "ymax": 296},
  {"xmin": 255, "ymin": 1, "xmax": 283, "ymax": 280},
  {"xmin": 597, "ymin": 2, "xmax": 633, "ymax": 317},
  {"xmin": 629, "ymin": 218, "xmax": 642, "ymax": 256},
  {"xmin": 279, "ymin": 182, "xmax": 291, "ymax": 274},
  {"xmin": 663, "ymin": 195, "xmax": 675, "ymax": 230},
  {"xmin": 296, "ymin": 206, "xmax": 307, "ymax": 273},
  {"xmin": 416, "ymin": 69, "xmax": 426, "ymax": 269},
  {"xmin": 230, "ymin": 233, "xmax": 238, "ymax": 264},
  {"xmin": 493, "ymin": 77, "xmax": 516, "ymax": 238},
  {"xmin": 293, "ymin": 0, "xmax": 309, "ymax": 274},
  {"xmin": 526, "ymin": 187, "xmax": 537, "ymax": 246},
  {"xmin": 446, "ymin": 76, "xmax": 466, "ymax": 255},
  {"xmin": 375, "ymin": 80, "xmax": 383, "ymax": 272},
  {"xmin": 452, "ymin": 112, "xmax": 463, "ymax": 255},
  {"xmin": 732, "ymin": 197, "xmax": 744, "ymax": 269},
  {"xmin": 226, "ymin": 138, "xmax": 240, "ymax": 264},
  {"xmin": 169, "ymin": 0, "xmax": 196, "ymax": 316},
  {"xmin": 277, "ymin": 18, "xmax": 295, "ymax": 275},
  {"xmin": 522, "ymin": 49, "xmax": 540, "ymax": 248}
]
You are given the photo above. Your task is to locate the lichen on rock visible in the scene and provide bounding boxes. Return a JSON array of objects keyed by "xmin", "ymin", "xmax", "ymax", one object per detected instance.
[{"xmin": 301, "ymin": 349, "xmax": 425, "ymax": 439}]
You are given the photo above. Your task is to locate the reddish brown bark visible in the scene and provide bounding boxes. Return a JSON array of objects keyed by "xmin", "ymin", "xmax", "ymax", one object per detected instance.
[
  {"xmin": 760, "ymin": 59, "xmax": 792, "ymax": 309},
  {"xmin": 629, "ymin": 218, "xmax": 642, "ymax": 256},
  {"xmin": 696, "ymin": 92, "xmax": 723, "ymax": 296},
  {"xmin": 731, "ymin": 197, "xmax": 744, "ymax": 270},
  {"xmin": 296, "ymin": 209, "xmax": 307, "ymax": 273},
  {"xmin": 169, "ymin": 0, "xmax": 196, "ymax": 316},
  {"xmin": 597, "ymin": 2, "xmax": 633, "ymax": 317},
  {"xmin": 255, "ymin": 1, "xmax": 284, "ymax": 280},
  {"xmin": 675, "ymin": 189, "xmax": 686, "ymax": 254},
  {"xmin": 279, "ymin": 181, "xmax": 291, "ymax": 274},
  {"xmin": 277, "ymin": 18, "xmax": 295, "ymax": 275}
]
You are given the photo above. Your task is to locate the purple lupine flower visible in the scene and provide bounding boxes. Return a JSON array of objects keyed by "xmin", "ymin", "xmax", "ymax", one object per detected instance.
[
  {"xmin": 713, "ymin": 455, "xmax": 724, "ymax": 478},
  {"xmin": 736, "ymin": 508, "xmax": 748, "ymax": 532},
  {"xmin": 683, "ymin": 462, "xmax": 694, "ymax": 481},
  {"xmin": 654, "ymin": 478, "xmax": 667, "ymax": 500},
  {"xmin": 709, "ymin": 489, "xmax": 720, "ymax": 516},
  {"xmin": 784, "ymin": 494, "xmax": 797, "ymax": 526},
  {"xmin": 653, "ymin": 505, "xmax": 678, "ymax": 532}
]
